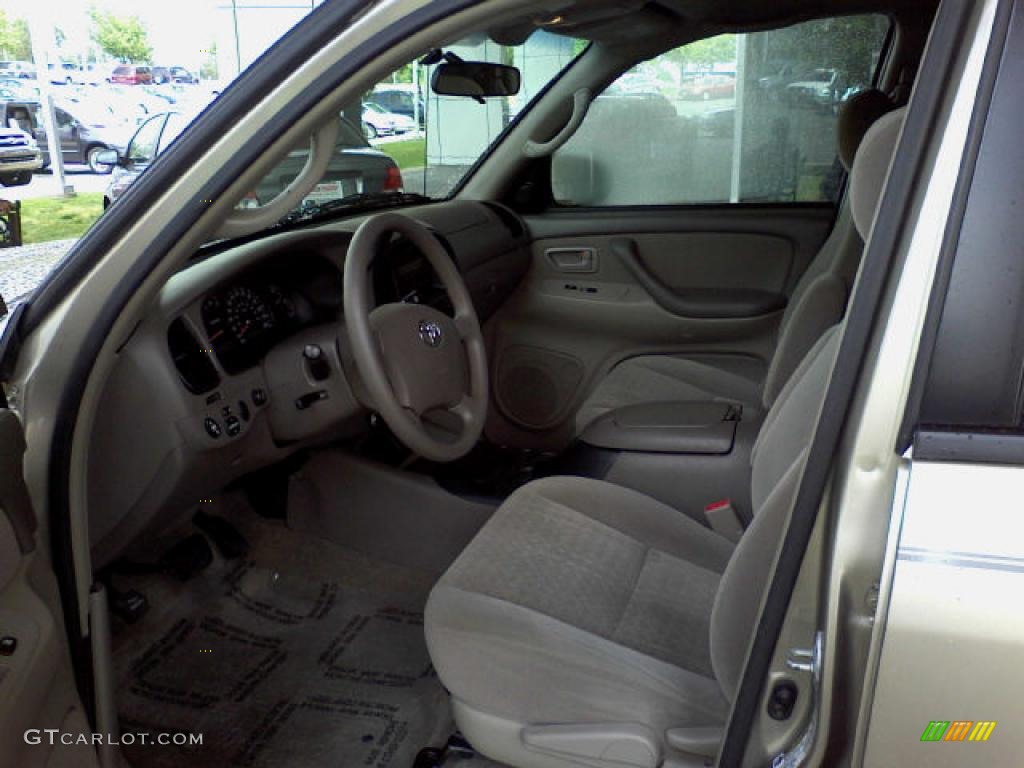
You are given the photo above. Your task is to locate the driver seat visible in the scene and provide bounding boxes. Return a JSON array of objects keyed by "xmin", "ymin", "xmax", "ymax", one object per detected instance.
[{"xmin": 424, "ymin": 108, "xmax": 905, "ymax": 767}]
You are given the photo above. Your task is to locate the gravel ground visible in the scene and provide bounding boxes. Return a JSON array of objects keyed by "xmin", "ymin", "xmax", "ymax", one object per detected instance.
[{"xmin": 0, "ymin": 238, "xmax": 78, "ymax": 320}]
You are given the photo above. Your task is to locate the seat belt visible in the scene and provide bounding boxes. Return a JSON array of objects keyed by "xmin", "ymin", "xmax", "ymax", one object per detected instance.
[{"xmin": 704, "ymin": 499, "xmax": 744, "ymax": 543}]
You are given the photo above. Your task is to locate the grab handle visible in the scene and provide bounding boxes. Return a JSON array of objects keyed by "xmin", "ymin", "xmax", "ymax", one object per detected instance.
[{"xmin": 524, "ymin": 88, "xmax": 592, "ymax": 158}]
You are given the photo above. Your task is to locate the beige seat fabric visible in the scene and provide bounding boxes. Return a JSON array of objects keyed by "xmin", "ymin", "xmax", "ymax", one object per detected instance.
[
  {"xmin": 426, "ymin": 477, "xmax": 733, "ymax": 730},
  {"xmin": 426, "ymin": 329, "xmax": 840, "ymax": 766},
  {"xmin": 424, "ymin": 108, "xmax": 905, "ymax": 768},
  {"xmin": 574, "ymin": 90, "xmax": 895, "ymax": 434}
]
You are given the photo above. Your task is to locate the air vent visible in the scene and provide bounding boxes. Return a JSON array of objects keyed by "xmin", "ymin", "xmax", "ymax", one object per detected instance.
[
  {"xmin": 167, "ymin": 318, "xmax": 220, "ymax": 394},
  {"xmin": 483, "ymin": 202, "xmax": 525, "ymax": 239}
]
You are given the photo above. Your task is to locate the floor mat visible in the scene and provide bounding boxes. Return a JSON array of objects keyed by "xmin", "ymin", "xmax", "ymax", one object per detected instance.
[{"xmin": 112, "ymin": 506, "xmax": 450, "ymax": 768}]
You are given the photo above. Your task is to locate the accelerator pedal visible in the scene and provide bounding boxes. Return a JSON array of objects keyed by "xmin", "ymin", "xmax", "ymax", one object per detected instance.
[{"xmin": 413, "ymin": 733, "xmax": 476, "ymax": 768}]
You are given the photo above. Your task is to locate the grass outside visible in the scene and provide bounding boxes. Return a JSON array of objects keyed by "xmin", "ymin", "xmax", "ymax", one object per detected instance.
[
  {"xmin": 12, "ymin": 142, "xmax": 426, "ymax": 245},
  {"xmin": 378, "ymin": 138, "xmax": 426, "ymax": 171},
  {"xmin": 19, "ymin": 193, "xmax": 104, "ymax": 244}
]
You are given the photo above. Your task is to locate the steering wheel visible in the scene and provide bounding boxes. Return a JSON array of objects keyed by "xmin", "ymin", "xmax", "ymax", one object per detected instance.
[{"xmin": 343, "ymin": 212, "xmax": 488, "ymax": 462}]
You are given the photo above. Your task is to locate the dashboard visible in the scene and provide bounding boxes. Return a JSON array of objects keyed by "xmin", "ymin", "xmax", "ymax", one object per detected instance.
[
  {"xmin": 197, "ymin": 257, "xmax": 342, "ymax": 376},
  {"xmin": 170, "ymin": 235, "xmax": 455, "ymax": 394},
  {"xmin": 88, "ymin": 200, "xmax": 531, "ymax": 567}
]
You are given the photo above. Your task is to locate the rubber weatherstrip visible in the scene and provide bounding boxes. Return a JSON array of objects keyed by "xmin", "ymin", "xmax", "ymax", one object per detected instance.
[
  {"xmin": 715, "ymin": 0, "xmax": 987, "ymax": 765},
  {"xmin": 42, "ymin": 0, "xmax": 479, "ymax": 718}
]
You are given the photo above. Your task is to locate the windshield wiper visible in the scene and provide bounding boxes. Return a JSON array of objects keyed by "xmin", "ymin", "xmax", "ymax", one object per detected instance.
[{"xmin": 279, "ymin": 191, "xmax": 431, "ymax": 226}]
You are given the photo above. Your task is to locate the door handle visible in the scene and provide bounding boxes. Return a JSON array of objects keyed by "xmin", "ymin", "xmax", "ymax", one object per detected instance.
[{"xmin": 545, "ymin": 247, "xmax": 597, "ymax": 273}]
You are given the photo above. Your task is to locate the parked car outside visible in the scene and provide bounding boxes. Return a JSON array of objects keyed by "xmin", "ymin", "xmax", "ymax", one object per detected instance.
[
  {"xmin": 102, "ymin": 84, "xmax": 172, "ymax": 121},
  {"xmin": 83, "ymin": 63, "xmax": 117, "ymax": 85},
  {"xmin": 370, "ymin": 83, "xmax": 424, "ymax": 125},
  {"xmin": 697, "ymin": 105, "xmax": 735, "ymax": 137},
  {"xmin": 59, "ymin": 86, "xmax": 147, "ymax": 126},
  {"xmin": 756, "ymin": 63, "xmax": 801, "ymax": 96},
  {"xmin": 168, "ymin": 66, "xmax": 198, "ymax": 84},
  {"xmin": 142, "ymin": 84, "xmax": 182, "ymax": 106},
  {"xmin": 48, "ymin": 63, "xmax": 83, "ymax": 85},
  {"xmin": 110, "ymin": 65, "xmax": 153, "ymax": 85},
  {"xmin": 0, "ymin": 78, "xmax": 38, "ymax": 101},
  {"xmin": 103, "ymin": 112, "xmax": 403, "ymax": 209},
  {"xmin": 0, "ymin": 60, "xmax": 35, "ymax": 79},
  {"xmin": 150, "ymin": 67, "xmax": 172, "ymax": 85},
  {"xmin": 610, "ymin": 71, "xmax": 664, "ymax": 96},
  {"xmin": 784, "ymin": 67, "xmax": 844, "ymax": 110},
  {"xmin": 680, "ymin": 73, "xmax": 735, "ymax": 100},
  {"xmin": 361, "ymin": 101, "xmax": 416, "ymax": 138},
  {"xmin": 0, "ymin": 101, "xmax": 130, "ymax": 173},
  {"xmin": 0, "ymin": 125, "xmax": 42, "ymax": 186}
]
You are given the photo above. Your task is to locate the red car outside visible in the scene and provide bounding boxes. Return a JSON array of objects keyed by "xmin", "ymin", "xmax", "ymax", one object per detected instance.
[{"xmin": 109, "ymin": 65, "xmax": 153, "ymax": 85}]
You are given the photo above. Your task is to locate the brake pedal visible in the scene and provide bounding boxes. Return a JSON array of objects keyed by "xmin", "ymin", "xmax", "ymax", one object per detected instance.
[
  {"xmin": 160, "ymin": 534, "xmax": 214, "ymax": 580},
  {"xmin": 193, "ymin": 510, "xmax": 249, "ymax": 559},
  {"xmin": 109, "ymin": 586, "xmax": 149, "ymax": 623}
]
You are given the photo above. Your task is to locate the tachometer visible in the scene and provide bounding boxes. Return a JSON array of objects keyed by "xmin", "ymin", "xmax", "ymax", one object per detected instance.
[{"xmin": 224, "ymin": 286, "xmax": 275, "ymax": 345}]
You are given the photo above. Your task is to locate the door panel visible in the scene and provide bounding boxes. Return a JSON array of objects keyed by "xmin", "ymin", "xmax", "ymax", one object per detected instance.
[
  {"xmin": 0, "ymin": 410, "xmax": 97, "ymax": 768},
  {"xmin": 484, "ymin": 205, "xmax": 834, "ymax": 448},
  {"xmin": 611, "ymin": 234, "xmax": 791, "ymax": 318}
]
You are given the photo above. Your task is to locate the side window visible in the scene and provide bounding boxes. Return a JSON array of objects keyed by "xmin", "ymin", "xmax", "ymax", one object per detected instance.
[
  {"xmin": 128, "ymin": 116, "xmax": 165, "ymax": 164},
  {"xmin": 552, "ymin": 15, "xmax": 890, "ymax": 207},
  {"xmin": 55, "ymin": 109, "xmax": 74, "ymax": 128}
]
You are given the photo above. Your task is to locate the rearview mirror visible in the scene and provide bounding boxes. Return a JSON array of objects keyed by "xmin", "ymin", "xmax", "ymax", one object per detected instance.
[
  {"xmin": 95, "ymin": 149, "xmax": 120, "ymax": 166},
  {"xmin": 431, "ymin": 62, "xmax": 521, "ymax": 98}
]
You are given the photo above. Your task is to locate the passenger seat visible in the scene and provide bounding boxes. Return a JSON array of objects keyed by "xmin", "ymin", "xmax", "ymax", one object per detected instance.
[
  {"xmin": 575, "ymin": 89, "xmax": 897, "ymax": 434},
  {"xmin": 424, "ymin": 105, "xmax": 907, "ymax": 768}
]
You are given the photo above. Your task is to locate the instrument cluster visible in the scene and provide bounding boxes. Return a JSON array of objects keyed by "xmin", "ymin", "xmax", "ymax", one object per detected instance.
[{"xmin": 198, "ymin": 255, "xmax": 342, "ymax": 374}]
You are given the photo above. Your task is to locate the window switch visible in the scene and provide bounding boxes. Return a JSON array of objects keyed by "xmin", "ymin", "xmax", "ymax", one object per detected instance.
[{"xmin": 0, "ymin": 636, "xmax": 16, "ymax": 656}]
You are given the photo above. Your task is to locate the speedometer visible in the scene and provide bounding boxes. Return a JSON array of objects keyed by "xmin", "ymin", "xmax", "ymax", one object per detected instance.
[{"xmin": 224, "ymin": 286, "xmax": 275, "ymax": 345}]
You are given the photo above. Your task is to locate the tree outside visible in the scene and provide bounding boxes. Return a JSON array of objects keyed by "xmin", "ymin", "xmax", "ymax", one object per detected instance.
[
  {"xmin": 667, "ymin": 34, "xmax": 737, "ymax": 72},
  {"xmin": 89, "ymin": 10, "xmax": 152, "ymax": 63},
  {"xmin": 200, "ymin": 42, "xmax": 219, "ymax": 80},
  {"xmin": 746, "ymin": 16, "xmax": 890, "ymax": 91},
  {"xmin": 0, "ymin": 11, "xmax": 30, "ymax": 60}
]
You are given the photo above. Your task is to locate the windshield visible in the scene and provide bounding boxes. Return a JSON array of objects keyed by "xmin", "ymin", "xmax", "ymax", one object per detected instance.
[
  {"xmin": 0, "ymin": 5, "xmax": 581, "ymax": 327},
  {"xmin": 234, "ymin": 30, "xmax": 582, "ymax": 224}
]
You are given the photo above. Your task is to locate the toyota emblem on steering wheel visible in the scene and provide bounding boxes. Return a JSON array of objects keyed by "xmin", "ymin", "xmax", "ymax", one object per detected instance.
[{"xmin": 418, "ymin": 319, "xmax": 443, "ymax": 348}]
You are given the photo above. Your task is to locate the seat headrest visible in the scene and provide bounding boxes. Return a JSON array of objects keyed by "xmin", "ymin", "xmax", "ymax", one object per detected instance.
[
  {"xmin": 850, "ymin": 107, "xmax": 906, "ymax": 240},
  {"xmin": 837, "ymin": 88, "xmax": 896, "ymax": 170}
]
